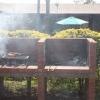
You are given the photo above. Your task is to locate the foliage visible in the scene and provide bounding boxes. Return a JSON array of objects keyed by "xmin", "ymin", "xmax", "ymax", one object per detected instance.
[
  {"xmin": 96, "ymin": 67, "xmax": 100, "ymax": 99},
  {"xmin": 74, "ymin": 0, "xmax": 96, "ymax": 4},
  {"xmin": 47, "ymin": 78, "xmax": 79, "ymax": 96},
  {"xmin": 2, "ymin": 14, "xmax": 34, "ymax": 30},
  {"xmin": 20, "ymin": 14, "xmax": 34, "ymax": 30},
  {"xmin": 0, "ymin": 30, "xmax": 50, "ymax": 38},
  {"xmin": 4, "ymin": 77, "xmax": 37, "ymax": 96}
]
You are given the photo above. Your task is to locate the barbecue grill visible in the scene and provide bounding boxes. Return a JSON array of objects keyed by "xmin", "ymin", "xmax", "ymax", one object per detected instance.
[
  {"xmin": 1, "ymin": 52, "xmax": 29, "ymax": 67},
  {"xmin": 45, "ymin": 38, "xmax": 88, "ymax": 67}
]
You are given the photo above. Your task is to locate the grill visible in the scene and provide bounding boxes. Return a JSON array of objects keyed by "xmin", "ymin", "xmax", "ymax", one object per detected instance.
[
  {"xmin": 1, "ymin": 52, "xmax": 29, "ymax": 67},
  {"xmin": 45, "ymin": 39, "xmax": 88, "ymax": 67}
]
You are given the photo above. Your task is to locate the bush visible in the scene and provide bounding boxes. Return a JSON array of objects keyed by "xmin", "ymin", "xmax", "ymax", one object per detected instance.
[{"xmin": 0, "ymin": 30, "xmax": 50, "ymax": 38}]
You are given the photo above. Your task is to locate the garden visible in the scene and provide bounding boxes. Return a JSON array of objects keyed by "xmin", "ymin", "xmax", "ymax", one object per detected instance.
[{"xmin": 0, "ymin": 28, "xmax": 100, "ymax": 100}]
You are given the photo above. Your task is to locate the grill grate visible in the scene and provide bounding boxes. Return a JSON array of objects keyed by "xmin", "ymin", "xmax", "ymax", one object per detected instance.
[{"xmin": 1, "ymin": 52, "xmax": 29, "ymax": 67}]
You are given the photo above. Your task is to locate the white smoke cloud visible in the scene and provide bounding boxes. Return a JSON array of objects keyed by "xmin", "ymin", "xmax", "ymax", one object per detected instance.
[
  {"xmin": 0, "ymin": 4, "xmax": 34, "ymax": 58},
  {"xmin": 0, "ymin": 37, "xmax": 9, "ymax": 57}
]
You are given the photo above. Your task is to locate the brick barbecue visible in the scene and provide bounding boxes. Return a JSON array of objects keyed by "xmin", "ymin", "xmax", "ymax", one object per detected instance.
[{"xmin": 0, "ymin": 38, "xmax": 97, "ymax": 100}]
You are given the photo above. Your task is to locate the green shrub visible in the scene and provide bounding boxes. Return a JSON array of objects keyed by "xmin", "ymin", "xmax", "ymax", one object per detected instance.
[{"xmin": 0, "ymin": 30, "xmax": 50, "ymax": 38}]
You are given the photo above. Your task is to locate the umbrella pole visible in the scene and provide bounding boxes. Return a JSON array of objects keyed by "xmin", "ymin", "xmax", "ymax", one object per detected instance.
[{"xmin": 80, "ymin": 25, "xmax": 81, "ymax": 28}]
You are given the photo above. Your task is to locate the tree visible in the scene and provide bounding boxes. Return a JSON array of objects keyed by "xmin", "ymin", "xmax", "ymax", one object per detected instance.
[
  {"xmin": 74, "ymin": 0, "xmax": 96, "ymax": 31},
  {"xmin": 20, "ymin": 14, "xmax": 34, "ymax": 30},
  {"xmin": 36, "ymin": 0, "xmax": 40, "ymax": 31},
  {"xmin": 55, "ymin": 2, "xmax": 59, "ymax": 13},
  {"xmin": 44, "ymin": 0, "xmax": 50, "ymax": 33},
  {"xmin": 84, "ymin": 0, "xmax": 96, "ymax": 4},
  {"xmin": 45, "ymin": 0, "xmax": 50, "ymax": 15},
  {"xmin": 74, "ymin": 0, "xmax": 96, "ymax": 4},
  {"xmin": 6, "ymin": 14, "xmax": 34, "ymax": 30}
]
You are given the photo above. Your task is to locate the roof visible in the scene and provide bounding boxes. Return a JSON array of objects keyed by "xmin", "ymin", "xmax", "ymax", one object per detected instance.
[{"xmin": 0, "ymin": 4, "xmax": 100, "ymax": 14}]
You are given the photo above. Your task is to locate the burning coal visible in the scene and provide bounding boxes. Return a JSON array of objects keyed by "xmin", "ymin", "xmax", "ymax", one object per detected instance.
[
  {"xmin": 67, "ymin": 56, "xmax": 87, "ymax": 66},
  {"xmin": 46, "ymin": 55, "xmax": 87, "ymax": 66}
]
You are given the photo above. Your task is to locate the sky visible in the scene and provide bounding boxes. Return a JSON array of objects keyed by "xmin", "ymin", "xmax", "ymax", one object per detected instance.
[{"xmin": 0, "ymin": 0, "xmax": 100, "ymax": 4}]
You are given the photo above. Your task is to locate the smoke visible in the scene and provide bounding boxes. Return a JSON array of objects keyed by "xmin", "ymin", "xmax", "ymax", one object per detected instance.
[
  {"xmin": 0, "ymin": 4, "xmax": 35, "ymax": 30},
  {"xmin": 0, "ymin": 4, "xmax": 35, "ymax": 57},
  {"xmin": 0, "ymin": 37, "xmax": 9, "ymax": 57}
]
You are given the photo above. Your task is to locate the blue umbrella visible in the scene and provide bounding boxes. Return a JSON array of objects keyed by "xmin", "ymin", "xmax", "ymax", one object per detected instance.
[{"xmin": 56, "ymin": 16, "xmax": 89, "ymax": 25}]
